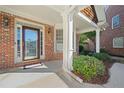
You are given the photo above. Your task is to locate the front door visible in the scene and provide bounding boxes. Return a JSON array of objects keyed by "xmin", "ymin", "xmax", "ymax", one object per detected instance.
[{"xmin": 23, "ymin": 26, "xmax": 40, "ymax": 60}]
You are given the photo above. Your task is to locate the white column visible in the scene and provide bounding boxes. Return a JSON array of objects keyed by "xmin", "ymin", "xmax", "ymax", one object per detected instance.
[
  {"xmin": 96, "ymin": 28, "xmax": 100, "ymax": 53},
  {"xmin": 68, "ymin": 13, "xmax": 74, "ymax": 70},
  {"xmin": 62, "ymin": 12, "xmax": 74, "ymax": 71},
  {"xmin": 62, "ymin": 13, "xmax": 69, "ymax": 71},
  {"xmin": 73, "ymin": 16, "xmax": 77, "ymax": 53}
]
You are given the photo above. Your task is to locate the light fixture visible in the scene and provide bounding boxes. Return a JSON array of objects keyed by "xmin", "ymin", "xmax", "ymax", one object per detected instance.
[
  {"xmin": 3, "ymin": 15, "xmax": 9, "ymax": 29},
  {"xmin": 48, "ymin": 27, "xmax": 51, "ymax": 34}
]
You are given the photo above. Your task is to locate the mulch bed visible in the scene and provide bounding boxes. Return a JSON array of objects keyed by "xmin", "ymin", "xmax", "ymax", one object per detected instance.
[{"xmin": 72, "ymin": 61, "xmax": 115, "ymax": 84}]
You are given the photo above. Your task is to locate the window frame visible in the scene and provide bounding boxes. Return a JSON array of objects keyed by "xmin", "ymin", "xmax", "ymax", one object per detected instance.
[
  {"xmin": 113, "ymin": 37, "xmax": 124, "ymax": 48},
  {"xmin": 54, "ymin": 29, "xmax": 63, "ymax": 53},
  {"xmin": 112, "ymin": 15, "xmax": 120, "ymax": 29}
]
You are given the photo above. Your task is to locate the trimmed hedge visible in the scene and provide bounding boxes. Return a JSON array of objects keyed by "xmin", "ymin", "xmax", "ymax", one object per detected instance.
[
  {"xmin": 93, "ymin": 53, "xmax": 111, "ymax": 61},
  {"xmin": 73, "ymin": 55, "xmax": 105, "ymax": 81}
]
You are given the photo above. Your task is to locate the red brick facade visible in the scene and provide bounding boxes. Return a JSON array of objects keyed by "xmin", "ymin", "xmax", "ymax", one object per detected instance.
[
  {"xmin": 0, "ymin": 11, "xmax": 62, "ymax": 69},
  {"xmin": 0, "ymin": 12, "xmax": 15, "ymax": 69},
  {"xmin": 44, "ymin": 25, "xmax": 63, "ymax": 61},
  {"xmin": 100, "ymin": 5, "xmax": 124, "ymax": 57}
]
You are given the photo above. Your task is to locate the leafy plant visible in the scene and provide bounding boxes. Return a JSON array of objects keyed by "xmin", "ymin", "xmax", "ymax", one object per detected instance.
[
  {"xmin": 93, "ymin": 53, "xmax": 111, "ymax": 61},
  {"xmin": 73, "ymin": 55, "xmax": 105, "ymax": 81},
  {"xmin": 100, "ymin": 48, "xmax": 108, "ymax": 53},
  {"xmin": 83, "ymin": 31, "xmax": 96, "ymax": 39},
  {"xmin": 79, "ymin": 34, "xmax": 88, "ymax": 44}
]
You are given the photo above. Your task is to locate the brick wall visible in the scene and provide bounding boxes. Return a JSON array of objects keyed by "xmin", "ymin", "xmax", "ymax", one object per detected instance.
[
  {"xmin": 44, "ymin": 25, "xmax": 63, "ymax": 61},
  {"xmin": 100, "ymin": 5, "xmax": 124, "ymax": 57},
  {"xmin": 0, "ymin": 11, "xmax": 62, "ymax": 69},
  {"xmin": 0, "ymin": 12, "xmax": 15, "ymax": 69}
]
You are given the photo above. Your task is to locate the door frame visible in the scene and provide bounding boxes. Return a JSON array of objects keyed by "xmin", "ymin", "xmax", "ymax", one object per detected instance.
[
  {"xmin": 22, "ymin": 26, "xmax": 40, "ymax": 61},
  {"xmin": 14, "ymin": 18, "xmax": 45, "ymax": 63}
]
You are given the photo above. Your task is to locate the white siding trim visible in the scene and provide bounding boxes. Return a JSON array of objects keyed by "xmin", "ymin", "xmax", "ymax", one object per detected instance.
[
  {"xmin": 15, "ymin": 18, "xmax": 44, "ymax": 28},
  {"xmin": 40, "ymin": 27, "xmax": 45, "ymax": 59}
]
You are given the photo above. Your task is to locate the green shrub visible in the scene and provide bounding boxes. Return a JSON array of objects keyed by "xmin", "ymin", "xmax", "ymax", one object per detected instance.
[
  {"xmin": 80, "ymin": 50, "xmax": 91, "ymax": 55},
  {"xmin": 100, "ymin": 48, "xmax": 108, "ymax": 53},
  {"xmin": 93, "ymin": 53, "xmax": 111, "ymax": 61},
  {"xmin": 79, "ymin": 45, "xmax": 84, "ymax": 54},
  {"xmin": 73, "ymin": 55, "xmax": 105, "ymax": 81}
]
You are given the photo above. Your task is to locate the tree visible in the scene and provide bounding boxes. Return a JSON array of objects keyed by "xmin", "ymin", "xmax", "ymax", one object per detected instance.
[
  {"xmin": 80, "ymin": 31, "xmax": 96, "ymax": 45},
  {"xmin": 79, "ymin": 31, "xmax": 96, "ymax": 54}
]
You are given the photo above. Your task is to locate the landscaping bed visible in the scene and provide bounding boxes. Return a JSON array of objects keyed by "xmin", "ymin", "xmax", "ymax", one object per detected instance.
[
  {"xmin": 85, "ymin": 61, "xmax": 114, "ymax": 84},
  {"xmin": 72, "ymin": 67, "xmax": 109, "ymax": 84},
  {"xmin": 72, "ymin": 53, "xmax": 114, "ymax": 84}
]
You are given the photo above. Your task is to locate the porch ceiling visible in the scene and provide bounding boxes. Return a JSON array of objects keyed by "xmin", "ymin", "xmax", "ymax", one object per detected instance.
[
  {"xmin": 0, "ymin": 5, "xmax": 98, "ymax": 31},
  {"xmin": 0, "ymin": 5, "xmax": 62, "ymax": 25}
]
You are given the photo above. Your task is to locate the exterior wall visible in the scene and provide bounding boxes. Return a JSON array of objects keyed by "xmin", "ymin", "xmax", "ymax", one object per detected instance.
[
  {"xmin": 0, "ymin": 12, "xmax": 15, "ymax": 69},
  {"xmin": 100, "ymin": 5, "xmax": 124, "ymax": 56},
  {"xmin": 0, "ymin": 11, "xmax": 62, "ymax": 69},
  {"xmin": 44, "ymin": 25, "xmax": 63, "ymax": 61}
]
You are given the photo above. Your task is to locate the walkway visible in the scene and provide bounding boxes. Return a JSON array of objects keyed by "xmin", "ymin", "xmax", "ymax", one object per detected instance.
[{"xmin": 103, "ymin": 63, "xmax": 124, "ymax": 88}]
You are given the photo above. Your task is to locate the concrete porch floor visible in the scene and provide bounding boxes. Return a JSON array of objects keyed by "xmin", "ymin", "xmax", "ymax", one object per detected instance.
[
  {"xmin": 0, "ymin": 60, "xmax": 68, "ymax": 88},
  {"xmin": 0, "ymin": 60, "xmax": 124, "ymax": 88}
]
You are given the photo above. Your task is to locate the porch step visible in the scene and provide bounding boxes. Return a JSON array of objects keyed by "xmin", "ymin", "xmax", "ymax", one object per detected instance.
[{"xmin": 23, "ymin": 63, "xmax": 48, "ymax": 69}]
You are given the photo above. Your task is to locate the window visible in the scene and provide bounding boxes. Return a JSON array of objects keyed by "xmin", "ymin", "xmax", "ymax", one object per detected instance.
[
  {"xmin": 112, "ymin": 15, "xmax": 120, "ymax": 29},
  {"xmin": 15, "ymin": 24, "xmax": 23, "ymax": 63},
  {"xmin": 17, "ymin": 27, "xmax": 21, "ymax": 57},
  {"xmin": 113, "ymin": 37, "xmax": 124, "ymax": 48},
  {"xmin": 56, "ymin": 29, "xmax": 63, "ymax": 52}
]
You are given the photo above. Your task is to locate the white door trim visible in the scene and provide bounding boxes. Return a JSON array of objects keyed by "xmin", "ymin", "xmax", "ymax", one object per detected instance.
[
  {"xmin": 14, "ymin": 18, "xmax": 45, "ymax": 63},
  {"xmin": 14, "ymin": 24, "xmax": 23, "ymax": 63},
  {"xmin": 40, "ymin": 28, "xmax": 45, "ymax": 59}
]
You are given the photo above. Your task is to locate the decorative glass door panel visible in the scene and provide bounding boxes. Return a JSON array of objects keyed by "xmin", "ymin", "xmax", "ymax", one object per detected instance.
[
  {"xmin": 23, "ymin": 27, "xmax": 39, "ymax": 60},
  {"xmin": 15, "ymin": 24, "xmax": 22, "ymax": 63}
]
